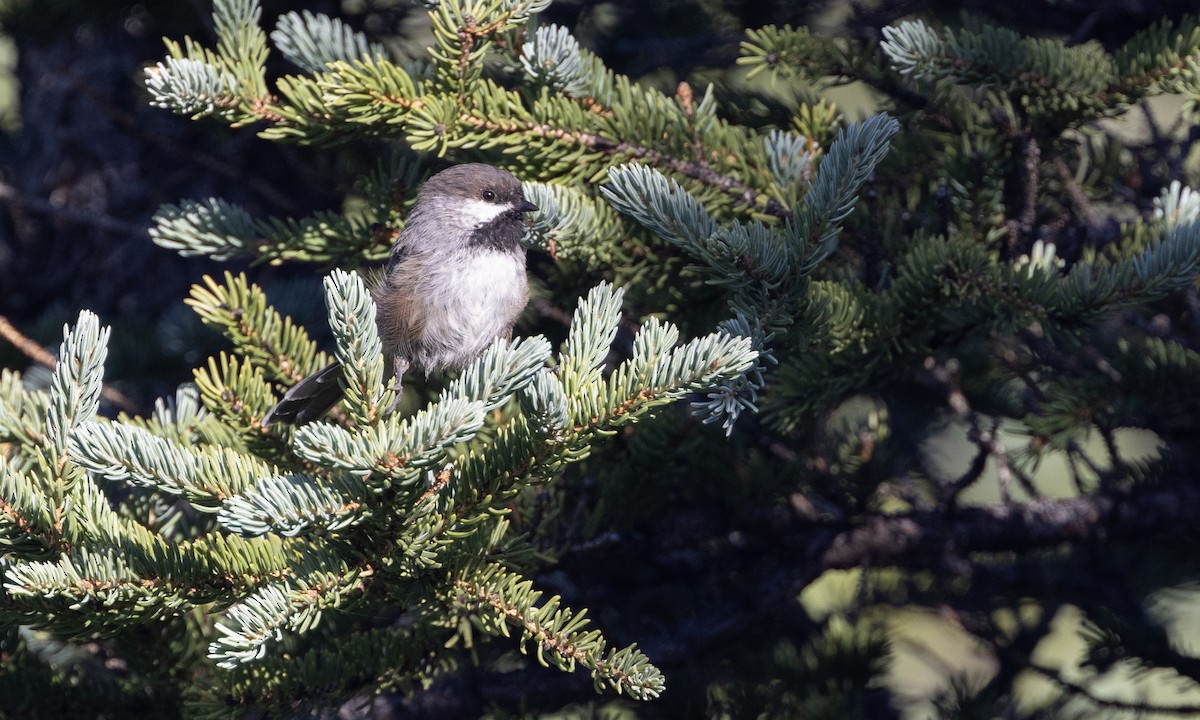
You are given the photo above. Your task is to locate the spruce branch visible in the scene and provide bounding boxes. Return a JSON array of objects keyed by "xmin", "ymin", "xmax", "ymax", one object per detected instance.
[
  {"xmin": 419, "ymin": 283, "xmax": 757, "ymax": 536},
  {"xmin": 1059, "ymin": 216, "xmax": 1200, "ymax": 314},
  {"xmin": 1155, "ymin": 179, "xmax": 1200, "ymax": 229},
  {"xmin": 601, "ymin": 164, "xmax": 717, "ymax": 251},
  {"xmin": 521, "ymin": 24, "xmax": 593, "ymax": 98},
  {"xmin": 586, "ymin": 322, "xmax": 758, "ymax": 432},
  {"xmin": 192, "ymin": 353, "xmax": 286, "ymax": 452},
  {"xmin": 4, "ymin": 548, "xmax": 188, "ymax": 633},
  {"xmin": 0, "ymin": 456, "xmax": 56, "ymax": 558},
  {"xmin": 211, "ymin": 624, "xmax": 452, "ymax": 715},
  {"xmin": 604, "ymin": 114, "xmax": 895, "ymax": 336},
  {"xmin": 452, "ymin": 562, "xmax": 665, "ymax": 700},
  {"xmin": 150, "ymin": 197, "xmax": 259, "ymax": 261},
  {"xmin": 438, "ymin": 336, "xmax": 553, "ymax": 412},
  {"xmin": 518, "ymin": 368, "xmax": 570, "ymax": 437},
  {"xmin": 0, "ymin": 314, "xmax": 136, "ymax": 429},
  {"xmin": 592, "ymin": 139, "xmax": 792, "ymax": 219},
  {"xmin": 0, "ymin": 369, "xmax": 50, "ymax": 451},
  {"xmin": 151, "ymin": 198, "xmax": 387, "ymax": 264},
  {"xmin": 323, "ymin": 270, "xmax": 387, "ymax": 427},
  {"xmin": 690, "ymin": 314, "xmax": 775, "ymax": 434},
  {"xmin": 147, "ymin": 6, "xmax": 279, "ymax": 128},
  {"xmin": 213, "ymin": 0, "xmax": 270, "ymax": 102},
  {"xmin": 603, "ymin": 163, "xmax": 795, "ymax": 326},
  {"xmin": 881, "ymin": 20, "xmax": 1120, "ymax": 124},
  {"xmin": 521, "ymin": 181, "xmax": 625, "ymax": 267},
  {"xmin": 152, "ymin": 3, "xmax": 793, "ymax": 218},
  {"xmin": 291, "ymin": 398, "xmax": 486, "ymax": 484},
  {"xmin": 1113, "ymin": 15, "xmax": 1200, "ymax": 96},
  {"xmin": 280, "ymin": 55, "xmax": 424, "ymax": 140},
  {"xmin": 217, "ymin": 473, "xmax": 367, "ymax": 537},
  {"xmin": 764, "ymin": 128, "xmax": 814, "ymax": 189},
  {"xmin": 186, "ymin": 272, "xmax": 330, "ymax": 385},
  {"xmin": 209, "ymin": 569, "xmax": 365, "ymax": 668},
  {"xmin": 68, "ymin": 422, "xmax": 265, "ymax": 511},
  {"xmin": 46, "ymin": 312, "xmax": 110, "ymax": 452},
  {"xmin": 139, "ymin": 383, "xmax": 227, "ymax": 447},
  {"xmin": 737, "ymin": 24, "xmax": 844, "ymax": 83},
  {"xmin": 790, "ymin": 113, "xmax": 899, "ymax": 273},
  {"xmin": 24, "ymin": 312, "xmax": 116, "ymax": 550},
  {"xmin": 427, "ymin": 0, "xmax": 552, "ymax": 99},
  {"xmin": 558, "ymin": 282, "xmax": 624, "ymax": 397},
  {"xmin": 144, "ymin": 57, "xmax": 237, "ymax": 119},
  {"xmin": 270, "ymin": 10, "xmax": 385, "ymax": 74}
]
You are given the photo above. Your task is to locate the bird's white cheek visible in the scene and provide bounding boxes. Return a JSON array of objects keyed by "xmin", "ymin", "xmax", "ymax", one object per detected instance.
[{"xmin": 459, "ymin": 198, "xmax": 509, "ymax": 226}]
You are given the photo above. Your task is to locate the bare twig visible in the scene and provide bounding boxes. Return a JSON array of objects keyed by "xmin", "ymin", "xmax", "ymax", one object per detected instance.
[
  {"xmin": 0, "ymin": 313, "xmax": 139, "ymax": 414},
  {"xmin": 820, "ymin": 484, "xmax": 1200, "ymax": 570},
  {"xmin": 1051, "ymin": 154, "xmax": 1102, "ymax": 228}
]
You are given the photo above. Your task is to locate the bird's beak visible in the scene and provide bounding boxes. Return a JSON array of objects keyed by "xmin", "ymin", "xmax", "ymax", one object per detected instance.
[{"xmin": 516, "ymin": 199, "xmax": 539, "ymax": 214}]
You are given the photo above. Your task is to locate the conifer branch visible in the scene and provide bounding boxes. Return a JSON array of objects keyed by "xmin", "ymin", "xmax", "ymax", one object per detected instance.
[
  {"xmin": 452, "ymin": 563, "xmax": 665, "ymax": 700},
  {"xmin": 0, "ymin": 314, "xmax": 136, "ymax": 413},
  {"xmin": 4, "ymin": 548, "xmax": 188, "ymax": 632},
  {"xmin": 559, "ymin": 282, "xmax": 624, "ymax": 396},
  {"xmin": 151, "ymin": 197, "xmax": 389, "ymax": 264},
  {"xmin": 881, "ymin": 20, "xmax": 1116, "ymax": 105},
  {"xmin": 323, "ymin": 270, "xmax": 387, "ymax": 426},
  {"xmin": 270, "ymin": 10, "xmax": 385, "ymax": 74},
  {"xmin": 68, "ymin": 422, "xmax": 265, "ymax": 510},
  {"xmin": 144, "ymin": 57, "xmax": 238, "ymax": 119},
  {"xmin": 438, "ymin": 336, "xmax": 553, "ymax": 411},
  {"xmin": 737, "ymin": 24, "xmax": 843, "ymax": 82},
  {"xmin": 208, "ymin": 568, "xmax": 368, "ymax": 668},
  {"xmin": 213, "ymin": 624, "xmax": 452, "ymax": 714},
  {"xmin": 46, "ymin": 312, "xmax": 109, "ymax": 452},
  {"xmin": 0, "ymin": 456, "xmax": 56, "ymax": 556},
  {"xmin": 291, "ymin": 398, "xmax": 486, "ymax": 482},
  {"xmin": 217, "ymin": 473, "xmax": 367, "ymax": 537},
  {"xmin": 192, "ymin": 353, "xmax": 283, "ymax": 443},
  {"xmin": 186, "ymin": 272, "xmax": 330, "ymax": 385}
]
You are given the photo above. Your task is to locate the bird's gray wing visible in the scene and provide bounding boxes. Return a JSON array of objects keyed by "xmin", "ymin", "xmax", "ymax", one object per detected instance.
[{"xmin": 262, "ymin": 362, "xmax": 345, "ymax": 426}]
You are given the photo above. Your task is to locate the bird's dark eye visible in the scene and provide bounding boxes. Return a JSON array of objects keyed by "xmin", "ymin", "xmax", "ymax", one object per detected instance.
[{"xmin": 482, "ymin": 190, "xmax": 497, "ymax": 202}]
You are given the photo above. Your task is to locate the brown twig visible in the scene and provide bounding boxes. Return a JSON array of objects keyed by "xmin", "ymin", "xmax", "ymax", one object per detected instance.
[
  {"xmin": 470, "ymin": 115, "xmax": 793, "ymax": 219},
  {"xmin": 819, "ymin": 483, "xmax": 1200, "ymax": 570},
  {"xmin": 992, "ymin": 108, "xmax": 1040, "ymax": 257},
  {"xmin": 1051, "ymin": 154, "xmax": 1101, "ymax": 228},
  {"xmin": 0, "ymin": 313, "xmax": 139, "ymax": 414}
]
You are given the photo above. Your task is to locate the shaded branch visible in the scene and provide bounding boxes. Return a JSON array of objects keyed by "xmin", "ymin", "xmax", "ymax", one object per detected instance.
[{"xmin": 820, "ymin": 485, "xmax": 1200, "ymax": 569}]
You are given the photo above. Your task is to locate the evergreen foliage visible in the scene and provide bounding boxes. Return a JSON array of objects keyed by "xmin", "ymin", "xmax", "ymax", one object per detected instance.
[{"xmin": 5, "ymin": 0, "xmax": 1200, "ymax": 717}]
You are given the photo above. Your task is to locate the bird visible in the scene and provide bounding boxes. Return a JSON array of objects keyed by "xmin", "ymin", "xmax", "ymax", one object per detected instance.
[{"xmin": 263, "ymin": 163, "xmax": 537, "ymax": 426}]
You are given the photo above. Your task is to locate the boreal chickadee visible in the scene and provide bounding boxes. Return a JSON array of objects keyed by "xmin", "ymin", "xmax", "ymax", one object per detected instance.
[{"xmin": 263, "ymin": 163, "xmax": 537, "ymax": 426}]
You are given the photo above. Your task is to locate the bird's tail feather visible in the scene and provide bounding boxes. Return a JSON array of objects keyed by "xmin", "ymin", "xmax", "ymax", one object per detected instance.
[{"xmin": 263, "ymin": 362, "xmax": 345, "ymax": 426}]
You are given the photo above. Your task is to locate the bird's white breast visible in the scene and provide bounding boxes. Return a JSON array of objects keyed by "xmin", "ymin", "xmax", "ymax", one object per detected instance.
[{"xmin": 415, "ymin": 248, "xmax": 527, "ymax": 370}]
